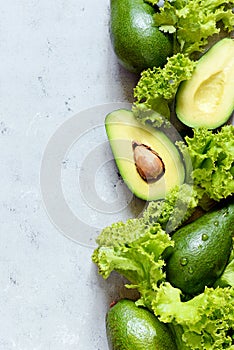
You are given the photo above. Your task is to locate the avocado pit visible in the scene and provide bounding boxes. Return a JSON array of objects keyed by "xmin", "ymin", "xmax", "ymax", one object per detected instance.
[{"xmin": 132, "ymin": 141, "xmax": 165, "ymax": 183}]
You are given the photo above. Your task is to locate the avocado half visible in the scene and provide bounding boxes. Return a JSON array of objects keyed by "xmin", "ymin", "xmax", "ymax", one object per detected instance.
[
  {"xmin": 105, "ymin": 109, "xmax": 185, "ymax": 201},
  {"xmin": 176, "ymin": 38, "xmax": 234, "ymax": 129}
]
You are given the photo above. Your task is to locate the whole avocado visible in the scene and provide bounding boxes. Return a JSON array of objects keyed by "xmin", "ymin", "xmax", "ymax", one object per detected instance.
[
  {"xmin": 106, "ymin": 299, "xmax": 177, "ymax": 350},
  {"xmin": 110, "ymin": 0, "xmax": 173, "ymax": 74},
  {"xmin": 166, "ymin": 201, "xmax": 234, "ymax": 296}
]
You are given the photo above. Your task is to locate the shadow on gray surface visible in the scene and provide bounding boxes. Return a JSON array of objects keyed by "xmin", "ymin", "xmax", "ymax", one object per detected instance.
[{"xmin": 115, "ymin": 62, "xmax": 139, "ymax": 103}]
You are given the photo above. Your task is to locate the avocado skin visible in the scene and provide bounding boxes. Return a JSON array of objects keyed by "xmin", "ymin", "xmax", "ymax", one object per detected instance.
[
  {"xmin": 106, "ymin": 299, "xmax": 177, "ymax": 350},
  {"xmin": 110, "ymin": 0, "xmax": 173, "ymax": 74},
  {"xmin": 166, "ymin": 200, "xmax": 234, "ymax": 296}
]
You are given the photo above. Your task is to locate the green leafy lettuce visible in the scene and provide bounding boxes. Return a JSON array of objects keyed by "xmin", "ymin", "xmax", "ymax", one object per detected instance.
[
  {"xmin": 92, "ymin": 225, "xmax": 173, "ymax": 292},
  {"xmin": 143, "ymin": 183, "xmax": 200, "ymax": 233},
  {"xmin": 93, "ymin": 209, "xmax": 234, "ymax": 349},
  {"xmin": 152, "ymin": 283, "xmax": 234, "ymax": 349},
  {"xmin": 93, "ymin": 125, "xmax": 234, "ymax": 349},
  {"xmin": 151, "ymin": 0, "xmax": 234, "ymax": 55},
  {"xmin": 95, "ymin": 183, "xmax": 199, "ymax": 249},
  {"xmin": 93, "ymin": 184, "xmax": 200, "ymax": 308},
  {"xmin": 133, "ymin": 53, "xmax": 196, "ymax": 127},
  {"xmin": 178, "ymin": 125, "xmax": 234, "ymax": 201}
]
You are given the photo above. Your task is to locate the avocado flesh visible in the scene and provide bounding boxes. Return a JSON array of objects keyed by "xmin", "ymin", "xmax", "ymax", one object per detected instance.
[
  {"xmin": 176, "ymin": 38, "xmax": 234, "ymax": 129},
  {"xmin": 105, "ymin": 109, "xmax": 185, "ymax": 201}
]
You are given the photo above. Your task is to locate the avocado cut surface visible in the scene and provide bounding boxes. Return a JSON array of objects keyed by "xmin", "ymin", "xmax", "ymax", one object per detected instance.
[
  {"xmin": 106, "ymin": 299, "xmax": 176, "ymax": 350},
  {"xmin": 110, "ymin": 0, "xmax": 173, "ymax": 74},
  {"xmin": 166, "ymin": 201, "xmax": 234, "ymax": 295},
  {"xmin": 176, "ymin": 38, "xmax": 234, "ymax": 129},
  {"xmin": 105, "ymin": 109, "xmax": 185, "ymax": 201}
]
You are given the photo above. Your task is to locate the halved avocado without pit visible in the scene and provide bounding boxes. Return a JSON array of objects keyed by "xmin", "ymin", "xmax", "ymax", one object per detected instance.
[
  {"xmin": 176, "ymin": 38, "xmax": 234, "ymax": 129},
  {"xmin": 105, "ymin": 109, "xmax": 185, "ymax": 201}
]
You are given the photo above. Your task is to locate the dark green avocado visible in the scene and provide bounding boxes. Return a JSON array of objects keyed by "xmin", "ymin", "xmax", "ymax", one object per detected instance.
[
  {"xmin": 166, "ymin": 200, "xmax": 234, "ymax": 295},
  {"xmin": 110, "ymin": 0, "xmax": 173, "ymax": 74},
  {"xmin": 106, "ymin": 299, "xmax": 176, "ymax": 349}
]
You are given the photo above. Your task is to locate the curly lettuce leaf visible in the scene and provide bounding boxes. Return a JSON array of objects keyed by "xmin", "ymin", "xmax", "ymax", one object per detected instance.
[
  {"xmin": 95, "ymin": 183, "xmax": 200, "ymax": 250},
  {"xmin": 153, "ymin": 0, "xmax": 234, "ymax": 55},
  {"xmin": 152, "ymin": 282, "xmax": 234, "ymax": 349},
  {"xmin": 181, "ymin": 126, "xmax": 234, "ymax": 201},
  {"xmin": 133, "ymin": 54, "xmax": 196, "ymax": 127},
  {"xmin": 92, "ymin": 184, "xmax": 201, "ymax": 309},
  {"xmin": 143, "ymin": 183, "xmax": 200, "ymax": 233},
  {"xmin": 95, "ymin": 216, "xmax": 148, "ymax": 248},
  {"xmin": 92, "ymin": 226, "xmax": 173, "ymax": 290},
  {"xmin": 132, "ymin": 98, "xmax": 171, "ymax": 128}
]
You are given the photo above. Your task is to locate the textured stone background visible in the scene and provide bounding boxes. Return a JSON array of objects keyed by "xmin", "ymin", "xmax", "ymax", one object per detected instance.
[{"xmin": 0, "ymin": 1, "xmax": 138, "ymax": 349}]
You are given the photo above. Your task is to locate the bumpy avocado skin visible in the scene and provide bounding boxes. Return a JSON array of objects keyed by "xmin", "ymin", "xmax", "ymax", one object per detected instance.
[
  {"xmin": 110, "ymin": 0, "xmax": 173, "ymax": 74},
  {"xmin": 166, "ymin": 201, "xmax": 234, "ymax": 295},
  {"xmin": 106, "ymin": 299, "xmax": 177, "ymax": 350}
]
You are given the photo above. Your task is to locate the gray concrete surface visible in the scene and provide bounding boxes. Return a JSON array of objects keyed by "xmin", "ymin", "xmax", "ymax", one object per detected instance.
[{"xmin": 0, "ymin": 1, "xmax": 138, "ymax": 349}]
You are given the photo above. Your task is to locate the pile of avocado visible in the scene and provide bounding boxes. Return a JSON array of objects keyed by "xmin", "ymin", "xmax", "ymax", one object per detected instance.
[
  {"xmin": 106, "ymin": 202, "xmax": 234, "ymax": 349},
  {"xmin": 102, "ymin": 0, "xmax": 234, "ymax": 348},
  {"xmin": 108, "ymin": 0, "xmax": 234, "ymax": 201},
  {"xmin": 110, "ymin": 0, "xmax": 234, "ymax": 128}
]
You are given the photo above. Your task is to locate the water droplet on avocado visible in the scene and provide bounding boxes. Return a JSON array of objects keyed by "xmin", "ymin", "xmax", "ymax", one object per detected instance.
[
  {"xmin": 188, "ymin": 267, "xmax": 193, "ymax": 274},
  {"xmin": 180, "ymin": 257, "xmax": 188, "ymax": 266},
  {"xmin": 202, "ymin": 233, "xmax": 209, "ymax": 241}
]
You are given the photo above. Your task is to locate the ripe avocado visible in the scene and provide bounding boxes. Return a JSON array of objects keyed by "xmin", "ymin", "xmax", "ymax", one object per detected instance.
[
  {"xmin": 106, "ymin": 299, "xmax": 176, "ymax": 350},
  {"xmin": 176, "ymin": 38, "xmax": 234, "ymax": 129},
  {"xmin": 105, "ymin": 109, "xmax": 185, "ymax": 201},
  {"xmin": 166, "ymin": 200, "xmax": 234, "ymax": 295},
  {"xmin": 110, "ymin": 0, "xmax": 173, "ymax": 74}
]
